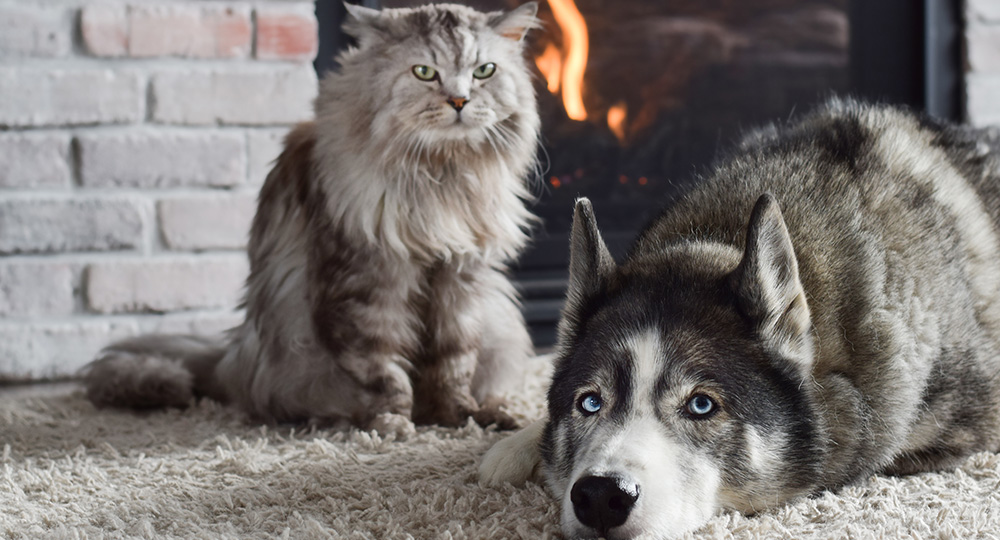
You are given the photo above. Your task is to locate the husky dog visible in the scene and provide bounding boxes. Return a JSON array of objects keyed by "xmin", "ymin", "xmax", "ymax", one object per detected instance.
[
  {"xmin": 480, "ymin": 98, "xmax": 1000, "ymax": 538},
  {"xmin": 82, "ymin": 2, "xmax": 541, "ymax": 436}
]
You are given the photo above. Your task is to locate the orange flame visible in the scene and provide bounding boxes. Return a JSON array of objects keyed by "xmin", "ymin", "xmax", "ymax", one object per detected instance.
[
  {"xmin": 535, "ymin": 43, "xmax": 562, "ymax": 94},
  {"xmin": 607, "ymin": 102, "xmax": 627, "ymax": 143},
  {"xmin": 543, "ymin": 0, "xmax": 589, "ymax": 121}
]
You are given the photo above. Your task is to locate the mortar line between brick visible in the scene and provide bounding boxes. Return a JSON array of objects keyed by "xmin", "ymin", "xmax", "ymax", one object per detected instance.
[
  {"xmin": 250, "ymin": 6, "xmax": 259, "ymax": 59},
  {"xmin": 0, "ymin": 309, "xmax": 246, "ymax": 327},
  {"xmin": 69, "ymin": 5, "xmax": 86, "ymax": 57},
  {"xmin": 0, "ymin": 251, "xmax": 249, "ymax": 265},
  {"xmin": 0, "ymin": 186, "xmax": 259, "ymax": 198},
  {"xmin": 69, "ymin": 135, "xmax": 84, "ymax": 188}
]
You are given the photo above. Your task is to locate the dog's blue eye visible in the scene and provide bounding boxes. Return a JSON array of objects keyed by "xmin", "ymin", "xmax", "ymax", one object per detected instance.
[
  {"xmin": 686, "ymin": 394, "xmax": 716, "ymax": 417},
  {"xmin": 578, "ymin": 393, "xmax": 602, "ymax": 415}
]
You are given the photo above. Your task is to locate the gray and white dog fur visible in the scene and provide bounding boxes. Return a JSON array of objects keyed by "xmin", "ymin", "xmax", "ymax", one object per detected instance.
[
  {"xmin": 83, "ymin": 2, "xmax": 542, "ymax": 436},
  {"xmin": 480, "ymin": 98, "xmax": 1000, "ymax": 539}
]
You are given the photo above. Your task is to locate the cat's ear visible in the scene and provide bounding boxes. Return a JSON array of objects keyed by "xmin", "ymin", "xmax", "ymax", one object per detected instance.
[
  {"xmin": 342, "ymin": 2, "xmax": 386, "ymax": 46},
  {"xmin": 343, "ymin": 2, "xmax": 380, "ymax": 23},
  {"xmin": 489, "ymin": 2, "xmax": 540, "ymax": 43}
]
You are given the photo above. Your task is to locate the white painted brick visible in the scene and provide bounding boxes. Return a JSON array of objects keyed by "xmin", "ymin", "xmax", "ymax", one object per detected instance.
[
  {"xmin": 86, "ymin": 255, "xmax": 249, "ymax": 314},
  {"xmin": 0, "ymin": 132, "xmax": 72, "ymax": 189},
  {"xmin": 158, "ymin": 192, "xmax": 257, "ymax": 250},
  {"xmin": 141, "ymin": 310, "xmax": 244, "ymax": 336},
  {"xmin": 255, "ymin": 3, "xmax": 319, "ymax": 61},
  {"xmin": 80, "ymin": 4, "xmax": 128, "ymax": 57},
  {"xmin": 129, "ymin": 4, "xmax": 252, "ymax": 58},
  {"xmin": 78, "ymin": 131, "xmax": 245, "ymax": 189},
  {"xmin": 0, "ymin": 4, "xmax": 72, "ymax": 57},
  {"xmin": 0, "ymin": 198, "xmax": 145, "ymax": 255},
  {"xmin": 0, "ymin": 68, "xmax": 144, "ymax": 128},
  {"xmin": 968, "ymin": 74, "xmax": 1000, "ymax": 127},
  {"xmin": 968, "ymin": 23, "xmax": 1000, "ymax": 74},
  {"xmin": 150, "ymin": 65, "xmax": 317, "ymax": 125},
  {"xmin": 0, "ymin": 320, "xmax": 138, "ymax": 380},
  {"xmin": 247, "ymin": 128, "xmax": 289, "ymax": 185},
  {"xmin": 969, "ymin": 0, "xmax": 1000, "ymax": 23},
  {"xmin": 0, "ymin": 262, "xmax": 75, "ymax": 317}
]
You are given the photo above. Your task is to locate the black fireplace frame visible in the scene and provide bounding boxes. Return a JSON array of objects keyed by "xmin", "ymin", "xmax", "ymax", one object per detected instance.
[{"xmin": 314, "ymin": 0, "xmax": 965, "ymax": 348}]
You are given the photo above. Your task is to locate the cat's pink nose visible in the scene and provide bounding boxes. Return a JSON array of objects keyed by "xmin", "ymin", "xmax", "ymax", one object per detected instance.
[{"xmin": 447, "ymin": 96, "xmax": 468, "ymax": 111}]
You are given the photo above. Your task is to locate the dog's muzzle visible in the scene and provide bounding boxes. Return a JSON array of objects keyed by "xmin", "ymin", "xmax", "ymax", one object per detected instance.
[{"xmin": 570, "ymin": 475, "xmax": 640, "ymax": 535}]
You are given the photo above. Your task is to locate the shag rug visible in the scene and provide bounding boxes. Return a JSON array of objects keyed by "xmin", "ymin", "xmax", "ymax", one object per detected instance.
[{"xmin": 2, "ymin": 355, "xmax": 1000, "ymax": 540}]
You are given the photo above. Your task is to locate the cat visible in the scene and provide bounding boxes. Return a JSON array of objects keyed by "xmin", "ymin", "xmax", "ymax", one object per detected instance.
[{"xmin": 83, "ymin": 2, "xmax": 542, "ymax": 438}]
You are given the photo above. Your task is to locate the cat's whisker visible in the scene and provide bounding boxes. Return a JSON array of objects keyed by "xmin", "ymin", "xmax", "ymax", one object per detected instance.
[
  {"xmin": 490, "ymin": 122, "xmax": 519, "ymax": 151},
  {"xmin": 482, "ymin": 126, "xmax": 504, "ymax": 160},
  {"xmin": 400, "ymin": 135, "xmax": 421, "ymax": 177},
  {"xmin": 420, "ymin": 136, "xmax": 445, "ymax": 186},
  {"xmin": 378, "ymin": 130, "xmax": 414, "ymax": 176}
]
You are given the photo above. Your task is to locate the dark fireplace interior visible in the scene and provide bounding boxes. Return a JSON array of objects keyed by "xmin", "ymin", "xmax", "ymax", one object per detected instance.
[{"xmin": 316, "ymin": 0, "xmax": 963, "ymax": 348}]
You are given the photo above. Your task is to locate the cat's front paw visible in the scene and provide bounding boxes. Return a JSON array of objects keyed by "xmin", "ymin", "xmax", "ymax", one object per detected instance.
[
  {"xmin": 473, "ymin": 402, "xmax": 519, "ymax": 431},
  {"xmin": 367, "ymin": 412, "xmax": 416, "ymax": 440},
  {"xmin": 418, "ymin": 391, "xmax": 479, "ymax": 427}
]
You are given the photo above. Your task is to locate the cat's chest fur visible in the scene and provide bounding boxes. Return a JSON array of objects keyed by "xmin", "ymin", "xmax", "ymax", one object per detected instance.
[{"xmin": 315, "ymin": 130, "xmax": 536, "ymax": 265}]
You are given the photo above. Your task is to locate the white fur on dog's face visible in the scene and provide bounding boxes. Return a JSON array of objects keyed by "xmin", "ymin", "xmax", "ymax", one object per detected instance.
[
  {"xmin": 546, "ymin": 330, "xmax": 724, "ymax": 539},
  {"xmin": 542, "ymin": 323, "xmax": 819, "ymax": 539},
  {"xmin": 557, "ymin": 415, "xmax": 722, "ymax": 539}
]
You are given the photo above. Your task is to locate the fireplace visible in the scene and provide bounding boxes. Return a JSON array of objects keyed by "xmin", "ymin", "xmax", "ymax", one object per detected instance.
[{"xmin": 317, "ymin": 0, "xmax": 963, "ymax": 348}]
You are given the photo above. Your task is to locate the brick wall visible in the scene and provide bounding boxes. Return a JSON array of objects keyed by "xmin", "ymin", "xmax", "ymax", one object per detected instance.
[
  {"xmin": 967, "ymin": 0, "xmax": 1000, "ymax": 125},
  {"xmin": 0, "ymin": 0, "xmax": 318, "ymax": 380}
]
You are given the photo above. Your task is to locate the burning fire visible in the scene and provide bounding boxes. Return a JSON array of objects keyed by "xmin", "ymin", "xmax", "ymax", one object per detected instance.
[
  {"xmin": 535, "ymin": 0, "xmax": 627, "ymax": 140},
  {"xmin": 536, "ymin": 44, "xmax": 562, "ymax": 94},
  {"xmin": 536, "ymin": 0, "xmax": 589, "ymax": 121}
]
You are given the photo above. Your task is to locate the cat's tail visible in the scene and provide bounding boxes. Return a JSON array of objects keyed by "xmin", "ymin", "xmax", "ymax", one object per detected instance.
[{"xmin": 81, "ymin": 334, "xmax": 228, "ymax": 410}]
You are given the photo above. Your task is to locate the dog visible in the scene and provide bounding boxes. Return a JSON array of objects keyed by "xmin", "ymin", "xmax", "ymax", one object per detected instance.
[{"xmin": 480, "ymin": 98, "xmax": 1000, "ymax": 539}]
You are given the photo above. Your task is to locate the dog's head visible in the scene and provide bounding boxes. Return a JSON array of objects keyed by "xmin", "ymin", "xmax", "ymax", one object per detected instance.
[{"xmin": 541, "ymin": 196, "xmax": 825, "ymax": 539}]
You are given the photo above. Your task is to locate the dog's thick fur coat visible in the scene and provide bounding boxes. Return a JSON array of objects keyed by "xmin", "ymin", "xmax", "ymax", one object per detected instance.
[{"xmin": 481, "ymin": 99, "xmax": 1000, "ymax": 539}]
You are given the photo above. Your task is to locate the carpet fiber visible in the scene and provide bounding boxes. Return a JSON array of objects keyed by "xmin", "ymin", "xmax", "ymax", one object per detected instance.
[{"xmin": 2, "ymin": 356, "xmax": 1000, "ymax": 539}]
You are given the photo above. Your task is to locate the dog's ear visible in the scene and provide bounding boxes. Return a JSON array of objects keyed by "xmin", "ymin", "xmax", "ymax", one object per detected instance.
[
  {"xmin": 558, "ymin": 198, "xmax": 616, "ymax": 347},
  {"xmin": 733, "ymin": 194, "xmax": 813, "ymax": 368}
]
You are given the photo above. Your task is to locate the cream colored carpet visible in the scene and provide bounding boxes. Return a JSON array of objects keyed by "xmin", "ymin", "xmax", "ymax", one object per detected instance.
[{"xmin": 2, "ymin": 356, "xmax": 1000, "ymax": 539}]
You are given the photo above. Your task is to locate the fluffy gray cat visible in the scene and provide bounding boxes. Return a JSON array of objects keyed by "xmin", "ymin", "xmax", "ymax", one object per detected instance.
[{"xmin": 83, "ymin": 2, "xmax": 542, "ymax": 437}]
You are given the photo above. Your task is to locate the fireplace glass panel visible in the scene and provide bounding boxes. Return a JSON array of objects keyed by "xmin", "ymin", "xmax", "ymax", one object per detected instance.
[{"xmin": 379, "ymin": 0, "xmax": 850, "ymax": 344}]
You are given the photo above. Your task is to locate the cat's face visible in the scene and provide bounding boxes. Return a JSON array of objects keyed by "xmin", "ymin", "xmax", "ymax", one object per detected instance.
[{"xmin": 340, "ymin": 3, "xmax": 539, "ymax": 147}]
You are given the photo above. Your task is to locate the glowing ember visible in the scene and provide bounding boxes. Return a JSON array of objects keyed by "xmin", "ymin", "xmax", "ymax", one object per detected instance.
[
  {"xmin": 607, "ymin": 102, "xmax": 627, "ymax": 143},
  {"xmin": 543, "ymin": 0, "xmax": 589, "ymax": 121}
]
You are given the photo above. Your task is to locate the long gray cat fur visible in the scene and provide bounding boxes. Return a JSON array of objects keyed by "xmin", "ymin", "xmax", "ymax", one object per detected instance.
[{"xmin": 82, "ymin": 2, "xmax": 542, "ymax": 437}]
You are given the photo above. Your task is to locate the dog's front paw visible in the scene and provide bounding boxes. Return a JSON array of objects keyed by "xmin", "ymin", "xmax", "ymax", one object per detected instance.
[
  {"xmin": 478, "ymin": 419, "xmax": 545, "ymax": 487},
  {"xmin": 368, "ymin": 412, "xmax": 416, "ymax": 440}
]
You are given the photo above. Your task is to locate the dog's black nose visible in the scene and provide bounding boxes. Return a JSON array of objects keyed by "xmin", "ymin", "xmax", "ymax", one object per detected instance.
[{"xmin": 571, "ymin": 475, "xmax": 639, "ymax": 534}]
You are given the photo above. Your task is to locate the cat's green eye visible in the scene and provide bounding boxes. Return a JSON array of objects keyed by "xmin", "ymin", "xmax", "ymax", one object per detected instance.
[
  {"xmin": 473, "ymin": 62, "xmax": 497, "ymax": 80},
  {"xmin": 412, "ymin": 65, "xmax": 438, "ymax": 81}
]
